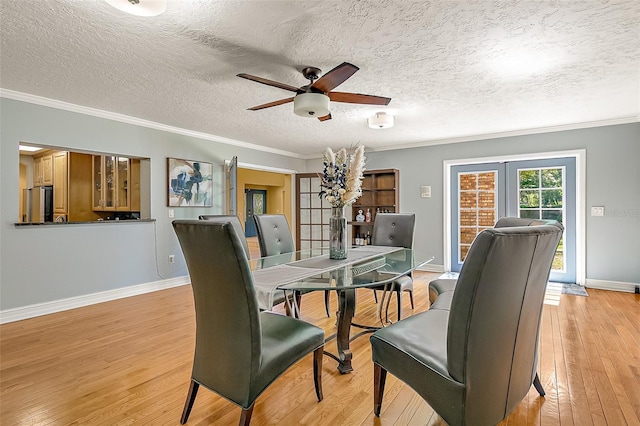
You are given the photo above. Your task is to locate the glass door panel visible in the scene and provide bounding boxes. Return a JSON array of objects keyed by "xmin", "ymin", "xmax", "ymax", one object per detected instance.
[
  {"xmin": 507, "ymin": 158, "xmax": 576, "ymax": 283},
  {"xmin": 103, "ymin": 155, "xmax": 116, "ymax": 210},
  {"xmin": 451, "ymin": 163, "xmax": 505, "ymax": 271}
]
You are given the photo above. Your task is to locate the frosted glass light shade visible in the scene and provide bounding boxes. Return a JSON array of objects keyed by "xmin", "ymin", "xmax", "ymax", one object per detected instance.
[
  {"xmin": 294, "ymin": 93, "xmax": 331, "ymax": 118},
  {"xmin": 105, "ymin": 0, "xmax": 166, "ymax": 16},
  {"xmin": 368, "ymin": 112, "xmax": 394, "ymax": 129}
]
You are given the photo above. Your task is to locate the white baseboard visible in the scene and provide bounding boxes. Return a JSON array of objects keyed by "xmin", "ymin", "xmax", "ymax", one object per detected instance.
[
  {"xmin": 0, "ymin": 276, "xmax": 190, "ymax": 324},
  {"xmin": 418, "ymin": 263, "xmax": 445, "ymax": 273},
  {"xmin": 585, "ymin": 278, "xmax": 639, "ymax": 294}
]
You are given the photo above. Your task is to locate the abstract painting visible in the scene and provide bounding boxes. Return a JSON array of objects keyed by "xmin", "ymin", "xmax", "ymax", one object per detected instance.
[{"xmin": 167, "ymin": 158, "xmax": 213, "ymax": 207}]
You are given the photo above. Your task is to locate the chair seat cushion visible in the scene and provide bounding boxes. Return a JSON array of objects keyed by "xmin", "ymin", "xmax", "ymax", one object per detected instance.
[
  {"xmin": 428, "ymin": 278, "xmax": 457, "ymax": 304},
  {"xmin": 429, "ymin": 290, "xmax": 454, "ymax": 311},
  {"xmin": 370, "ymin": 309, "xmax": 465, "ymax": 425},
  {"xmin": 251, "ymin": 312, "xmax": 324, "ymax": 404}
]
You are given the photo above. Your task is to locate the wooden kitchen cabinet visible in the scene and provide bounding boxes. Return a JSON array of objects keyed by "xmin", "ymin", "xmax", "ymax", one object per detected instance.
[
  {"xmin": 92, "ymin": 155, "xmax": 131, "ymax": 211},
  {"xmin": 52, "ymin": 151, "xmax": 68, "ymax": 219},
  {"xmin": 33, "ymin": 153, "xmax": 53, "ymax": 186}
]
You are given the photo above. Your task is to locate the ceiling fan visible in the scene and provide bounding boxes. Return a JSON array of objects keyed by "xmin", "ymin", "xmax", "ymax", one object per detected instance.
[{"xmin": 237, "ymin": 62, "xmax": 391, "ymax": 122}]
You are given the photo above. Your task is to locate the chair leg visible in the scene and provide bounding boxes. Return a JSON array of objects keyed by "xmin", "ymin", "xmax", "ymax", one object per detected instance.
[
  {"xmin": 408, "ymin": 289, "xmax": 414, "ymax": 309},
  {"xmin": 373, "ymin": 290, "xmax": 378, "ymax": 303},
  {"xmin": 180, "ymin": 380, "xmax": 199, "ymax": 424},
  {"xmin": 373, "ymin": 363, "xmax": 387, "ymax": 416},
  {"xmin": 396, "ymin": 290, "xmax": 402, "ymax": 322},
  {"xmin": 295, "ymin": 291, "xmax": 302, "ymax": 318},
  {"xmin": 239, "ymin": 404, "xmax": 254, "ymax": 426},
  {"xmin": 533, "ymin": 372, "xmax": 546, "ymax": 396},
  {"xmin": 313, "ymin": 346, "xmax": 324, "ymax": 401},
  {"xmin": 324, "ymin": 290, "xmax": 331, "ymax": 317}
]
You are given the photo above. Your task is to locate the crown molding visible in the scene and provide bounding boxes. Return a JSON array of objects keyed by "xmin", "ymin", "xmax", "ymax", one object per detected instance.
[
  {"xmin": 367, "ymin": 116, "xmax": 639, "ymax": 153},
  {"xmin": 0, "ymin": 88, "xmax": 306, "ymax": 159},
  {"xmin": 3, "ymin": 88, "xmax": 637, "ymax": 161}
]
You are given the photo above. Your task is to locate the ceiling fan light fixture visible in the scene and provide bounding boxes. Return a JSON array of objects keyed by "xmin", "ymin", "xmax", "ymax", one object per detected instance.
[
  {"xmin": 105, "ymin": 0, "xmax": 166, "ymax": 16},
  {"xmin": 294, "ymin": 93, "xmax": 331, "ymax": 118},
  {"xmin": 368, "ymin": 112, "xmax": 394, "ymax": 129}
]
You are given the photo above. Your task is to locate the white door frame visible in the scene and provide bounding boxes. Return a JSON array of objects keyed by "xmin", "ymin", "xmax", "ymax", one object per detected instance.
[{"xmin": 443, "ymin": 149, "xmax": 586, "ymax": 285}]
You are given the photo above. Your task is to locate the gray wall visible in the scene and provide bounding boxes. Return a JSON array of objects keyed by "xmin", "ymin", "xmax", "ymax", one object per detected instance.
[
  {"xmin": 0, "ymin": 98, "xmax": 306, "ymax": 311},
  {"xmin": 2, "ymin": 97, "xmax": 638, "ymax": 315},
  {"xmin": 358, "ymin": 124, "xmax": 639, "ymax": 283}
]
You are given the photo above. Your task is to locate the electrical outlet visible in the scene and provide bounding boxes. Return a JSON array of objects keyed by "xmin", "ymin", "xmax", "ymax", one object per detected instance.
[
  {"xmin": 591, "ymin": 206, "xmax": 604, "ymax": 217},
  {"xmin": 168, "ymin": 255, "xmax": 175, "ymax": 263},
  {"xmin": 168, "ymin": 209, "xmax": 175, "ymax": 218}
]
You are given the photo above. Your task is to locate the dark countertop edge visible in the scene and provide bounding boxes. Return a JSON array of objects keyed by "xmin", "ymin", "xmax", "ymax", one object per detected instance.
[{"xmin": 15, "ymin": 218, "xmax": 156, "ymax": 226}]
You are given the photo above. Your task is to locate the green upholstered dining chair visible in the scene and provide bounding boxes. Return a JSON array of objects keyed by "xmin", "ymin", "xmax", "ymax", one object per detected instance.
[
  {"xmin": 428, "ymin": 217, "xmax": 549, "ymax": 305},
  {"xmin": 370, "ymin": 222, "xmax": 563, "ymax": 426},
  {"xmin": 253, "ymin": 214, "xmax": 332, "ymax": 317},
  {"xmin": 199, "ymin": 214, "xmax": 294, "ymax": 313},
  {"xmin": 173, "ymin": 220, "xmax": 325, "ymax": 425},
  {"xmin": 369, "ymin": 213, "xmax": 416, "ymax": 321}
]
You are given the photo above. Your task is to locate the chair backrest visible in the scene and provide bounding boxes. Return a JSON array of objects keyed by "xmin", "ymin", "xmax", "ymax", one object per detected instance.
[
  {"xmin": 199, "ymin": 214, "xmax": 251, "ymax": 259},
  {"xmin": 495, "ymin": 217, "xmax": 547, "ymax": 228},
  {"xmin": 172, "ymin": 219, "xmax": 262, "ymax": 408},
  {"xmin": 253, "ymin": 214, "xmax": 295, "ymax": 257},
  {"xmin": 371, "ymin": 213, "xmax": 415, "ymax": 249},
  {"xmin": 446, "ymin": 222, "xmax": 563, "ymax": 425}
]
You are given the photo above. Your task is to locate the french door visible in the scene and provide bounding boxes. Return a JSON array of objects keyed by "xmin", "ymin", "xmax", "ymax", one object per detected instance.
[{"xmin": 451, "ymin": 157, "xmax": 576, "ymax": 283}]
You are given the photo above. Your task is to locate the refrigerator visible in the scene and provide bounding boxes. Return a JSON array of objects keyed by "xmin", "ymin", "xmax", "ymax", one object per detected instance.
[{"xmin": 23, "ymin": 186, "xmax": 54, "ymax": 223}]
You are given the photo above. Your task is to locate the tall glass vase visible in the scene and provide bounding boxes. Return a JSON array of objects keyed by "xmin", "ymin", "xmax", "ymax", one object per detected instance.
[{"xmin": 329, "ymin": 206, "xmax": 348, "ymax": 260}]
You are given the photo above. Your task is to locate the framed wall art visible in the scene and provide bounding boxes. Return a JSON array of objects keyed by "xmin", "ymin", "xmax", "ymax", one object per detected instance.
[{"xmin": 167, "ymin": 158, "xmax": 213, "ymax": 207}]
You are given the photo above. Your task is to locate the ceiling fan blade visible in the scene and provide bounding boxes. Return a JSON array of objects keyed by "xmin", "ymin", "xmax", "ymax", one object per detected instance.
[
  {"xmin": 329, "ymin": 92, "xmax": 391, "ymax": 105},
  {"xmin": 247, "ymin": 97, "xmax": 294, "ymax": 111},
  {"xmin": 237, "ymin": 73, "xmax": 300, "ymax": 93},
  {"xmin": 312, "ymin": 62, "xmax": 359, "ymax": 93},
  {"xmin": 318, "ymin": 113, "xmax": 332, "ymax": 122}
]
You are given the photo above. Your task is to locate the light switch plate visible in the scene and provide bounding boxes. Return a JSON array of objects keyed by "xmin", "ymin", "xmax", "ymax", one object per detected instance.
[
  {"xmin": 168, "ymin": 209, "xmax": 175, "ymax": 218},
  {"xmin": 591, "ymin": 206, "xmax": 604, "ymax": 216}
]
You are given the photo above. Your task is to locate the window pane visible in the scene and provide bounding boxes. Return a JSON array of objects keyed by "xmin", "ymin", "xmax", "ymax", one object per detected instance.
[
  {"xmin": 310, "ymin": 177, "xmax": 321, "ymax": 191},
  {"xmin": 541, "ymin": 168, "xmax": 562, "ymax": 188},
  {"xmin": 477, "ymin": 173, "xmax": 495, "ymax": 190},
  {"xmin": 300, "ymin": 193, "xmax": 310, "ymax": 208},
  {"xmin": 519, "ymin": 190, "xmax": 539, "ymax": 208},
  {"xmin": 520, "ymin": 209, "xmax": 540, "ymax": 219},
  {"xmin": 311, "ymin": 193, "xmax": 321, "ymax": 208},
  {"xmin": 299, "ymin": 177, "xmax": 310, "ymax": 192},
  {"xmin": 478, "ymin": 210, "xmax": 495, "ymax": 227},
  {"xmin": 459, "ymin": 173, "xmax": 476, "ymax": 190},
  {"xmin": 542, "ymin": 189, "xmax": 563, "ymax": 208},
  {"xmin": 300, "ymin": 224, "xmax": 310, "ymax": 239},
  {"xmin": 519, "ymin": 170, "xmax": 539, "ymax": 189},
  {"xmin": 460, "ymin": 192, "xmax": 477, "ymax": 208},
  {"xmin": 300, "ymin": 209, "xmax": 310, "ymax": 224},
  {"xmin": 542, "ymin": 209, "xmax": 563, "ymax": 222}
]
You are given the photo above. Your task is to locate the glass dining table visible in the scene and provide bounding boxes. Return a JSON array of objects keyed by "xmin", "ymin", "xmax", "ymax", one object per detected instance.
[{"xmin": 250, "ymin": 245, "xmax": 433, "ymax": 373}]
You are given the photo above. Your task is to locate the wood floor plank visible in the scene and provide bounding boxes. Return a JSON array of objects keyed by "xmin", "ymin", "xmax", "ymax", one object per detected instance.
[{"xmin": 1, "ymin": 272, "xmax": 639, "ymax": 425}]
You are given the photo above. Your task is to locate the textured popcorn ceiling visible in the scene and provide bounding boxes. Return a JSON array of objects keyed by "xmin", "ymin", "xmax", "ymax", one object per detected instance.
[{"xmin": 1, "ymin": 0, "xmax": 638, "ymax": 157}]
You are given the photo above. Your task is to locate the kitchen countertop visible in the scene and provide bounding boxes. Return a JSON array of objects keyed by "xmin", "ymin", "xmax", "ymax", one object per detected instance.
[{"xmin": 15, "ymin": 218, "xmax": 156, "ymax": 226}]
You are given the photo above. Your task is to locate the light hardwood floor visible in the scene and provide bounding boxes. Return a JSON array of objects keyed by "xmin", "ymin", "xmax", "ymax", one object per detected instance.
[{"xmin": 1, "ymin": 272, "xmax": 639, "ymax": 425}]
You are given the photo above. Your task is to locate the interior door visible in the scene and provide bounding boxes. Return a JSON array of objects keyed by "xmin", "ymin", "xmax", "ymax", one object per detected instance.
[
  {"xmin": 451, "ymin": 157, "xmax": 576, "ymax": 283},
  {"xmin": 227, "ymin": 156, "xmax": 237, "ymax": 215},
  {"xmin": 245, "ymin": 189, "xmax": 266, "ymax": 237}
]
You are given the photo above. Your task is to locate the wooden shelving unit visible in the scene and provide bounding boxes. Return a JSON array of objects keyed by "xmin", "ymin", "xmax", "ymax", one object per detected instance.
[{"xmin": 350, "ymin": 169, "xmax": 399, "ymax": 244}]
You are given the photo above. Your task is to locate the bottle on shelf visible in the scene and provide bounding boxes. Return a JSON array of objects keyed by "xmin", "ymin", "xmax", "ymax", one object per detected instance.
[
  {"xmin": 365, "ymin": 208, "xmax": 372, "ymax": 222},
  {"xmin": 366, "ymin": 231, "xmax": 372, "ymax": 245}
]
